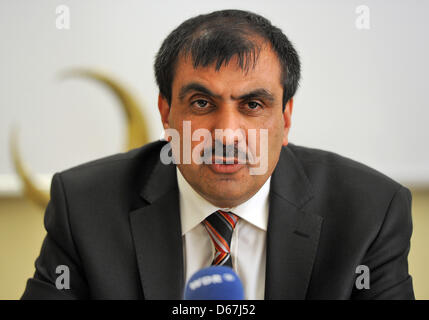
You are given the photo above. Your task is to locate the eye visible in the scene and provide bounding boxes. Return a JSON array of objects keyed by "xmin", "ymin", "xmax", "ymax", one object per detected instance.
[
  {"xmin": 247, "ymin": 101, "xmax": 262, "ymax": 109},
  {"xmin": 192, "ymin": 99, "xmax": 209, "ymax": 108}
]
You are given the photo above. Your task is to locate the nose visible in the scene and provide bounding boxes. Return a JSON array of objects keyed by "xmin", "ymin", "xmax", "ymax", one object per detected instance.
[{"xmin": 213, "ymin": 105, "xmax": 246, "ymax": 146}]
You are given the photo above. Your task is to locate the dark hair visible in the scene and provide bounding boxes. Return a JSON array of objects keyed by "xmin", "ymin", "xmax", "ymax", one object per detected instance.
[{"xmin": 154, "ymin": 9, "xmax": 301, "ymax": 111}]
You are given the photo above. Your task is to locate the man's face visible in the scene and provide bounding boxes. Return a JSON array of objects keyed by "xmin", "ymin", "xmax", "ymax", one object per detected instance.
[{"xmin": 158, "ymin": 45, "xmax": 293, "ymax": 208}]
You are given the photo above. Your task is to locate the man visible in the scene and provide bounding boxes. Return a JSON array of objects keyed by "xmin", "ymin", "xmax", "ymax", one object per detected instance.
[{"xmin": 22, "ymin": 9, "xmax": 414, "ymax": 299}]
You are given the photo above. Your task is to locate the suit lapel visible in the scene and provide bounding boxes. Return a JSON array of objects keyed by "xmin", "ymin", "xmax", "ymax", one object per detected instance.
[
  {"xmin": 265, "ymin": 145, "xmax": 323, "ymax": 299},
  {"xmin": 129, "ymin": 160, "xmax": 184, "ymax": 300}
]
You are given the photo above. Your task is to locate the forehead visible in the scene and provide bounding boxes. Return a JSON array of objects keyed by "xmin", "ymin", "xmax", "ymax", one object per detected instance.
[{"xmin": 172, "ymin": 46, "xmax": 283, "ymax": 97}]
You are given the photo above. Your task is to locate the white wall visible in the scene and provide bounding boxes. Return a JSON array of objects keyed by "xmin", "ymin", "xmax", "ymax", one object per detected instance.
[{"xmin": 1, "ymin": 0, "xmax": 428, "ymax": 193}]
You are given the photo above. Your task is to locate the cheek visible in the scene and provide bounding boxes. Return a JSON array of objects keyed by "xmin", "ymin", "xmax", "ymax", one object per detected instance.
[
  {"xmin": 241, "ymin": 118, "xmax": 283, "ymax": 165},
  {"xmin": 264, "ymin": 117, "xmax": 285, "ymax": 165},
  {"xmin": 271, "ymin": 113, "xmax": 286, "ymax": 139},
  {"xmin": 262, "ymin": 115, "xmax": 285, "ymax": 145},
  {"xmin": 168, "ymin": 109, "xmax": 181, "ymax": 130}
]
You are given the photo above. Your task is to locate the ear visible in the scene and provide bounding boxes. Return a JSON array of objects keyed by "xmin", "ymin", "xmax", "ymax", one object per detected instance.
[
  {"xmin": 282, "ymin": 97, "xmax": 294, "ymax": 146},
  {"xmin": 158, "ymin": 93, "xmax": 171, "ymax": 130}
]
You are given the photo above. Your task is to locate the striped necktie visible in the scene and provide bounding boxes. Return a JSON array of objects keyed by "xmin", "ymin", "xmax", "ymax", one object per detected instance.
[{"xmin": 203, "ymin": 210, "xmax": 239, "ymax": 268}]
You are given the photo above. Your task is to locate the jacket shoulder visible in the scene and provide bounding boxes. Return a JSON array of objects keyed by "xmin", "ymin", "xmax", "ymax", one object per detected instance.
[
  {"xmin": 57, "ymin": 140, "xmax": 166, "ymax": 205},
  {"xmin": 287, "ymin": 143, "xmax": 404, "ymax": 194},
  {"xmin": 61, "ymin": 140, "xmax": 165, "ymax": 175}
]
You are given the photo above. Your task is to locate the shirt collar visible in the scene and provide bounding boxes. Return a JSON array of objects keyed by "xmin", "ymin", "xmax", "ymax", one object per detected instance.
[{"xmin": 177, "ymin": 167, "xmax": 271, "ymax": 235}]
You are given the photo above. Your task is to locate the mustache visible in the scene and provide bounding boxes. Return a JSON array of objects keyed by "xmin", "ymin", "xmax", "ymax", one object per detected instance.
[{"xmin": 200, "ymin": 140, "xmax": 250, "ymax": 163}]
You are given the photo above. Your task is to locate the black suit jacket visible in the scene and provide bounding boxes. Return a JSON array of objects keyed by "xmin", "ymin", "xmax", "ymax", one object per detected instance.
[{"xmin": 22, "ymin": 141, "xmax": 414, "ymax": 299}]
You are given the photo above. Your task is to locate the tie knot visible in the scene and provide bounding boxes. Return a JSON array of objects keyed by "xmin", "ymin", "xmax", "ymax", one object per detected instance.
[
  {"xmin": 216, "ymin": 210, "xmax": 239, "ymax": 228},
  {"xmin": 203, "ymin": 210, "xmax": 239, "ymax": 267}
]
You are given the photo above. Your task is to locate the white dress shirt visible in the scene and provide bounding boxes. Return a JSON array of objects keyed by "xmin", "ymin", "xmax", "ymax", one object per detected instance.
[{"xmin": 177, "ymin": 168, "xmax": 270, "ymax": 300}]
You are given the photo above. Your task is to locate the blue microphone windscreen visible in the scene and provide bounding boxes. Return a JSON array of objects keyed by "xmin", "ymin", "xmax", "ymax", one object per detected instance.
[{"xmin": 184, "ymin": 266, "xmax": 244, "ymax": 300}]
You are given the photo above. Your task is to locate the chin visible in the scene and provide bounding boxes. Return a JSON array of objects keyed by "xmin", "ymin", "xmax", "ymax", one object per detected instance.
[{"xmin": 204, "ymin": 186, "xmax": 248, "ymax": 206}]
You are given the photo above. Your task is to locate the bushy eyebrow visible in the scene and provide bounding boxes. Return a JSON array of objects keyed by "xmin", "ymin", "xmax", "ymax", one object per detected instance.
[
  {"xmin": 178, "ymin": 82, "xmax": 221, "ymax": 101},
  {"xmin": 232, "ymin": 88, "xmax": 275, "ymax": 103},
  {"xmin": 178, "ymin": 82, "xmax": 276, "ymax": 103}
]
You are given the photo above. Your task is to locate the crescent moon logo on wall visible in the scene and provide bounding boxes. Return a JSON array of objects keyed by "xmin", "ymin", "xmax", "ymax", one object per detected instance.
[{"xmin": 9, "ymin": 69, "xmax": 150, "ymax": 208}]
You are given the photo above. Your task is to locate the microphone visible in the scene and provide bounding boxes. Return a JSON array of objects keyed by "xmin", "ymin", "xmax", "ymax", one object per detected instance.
[{"xmin": 184, "ymin": 266, "xmax": 244, "ymax": 300}]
